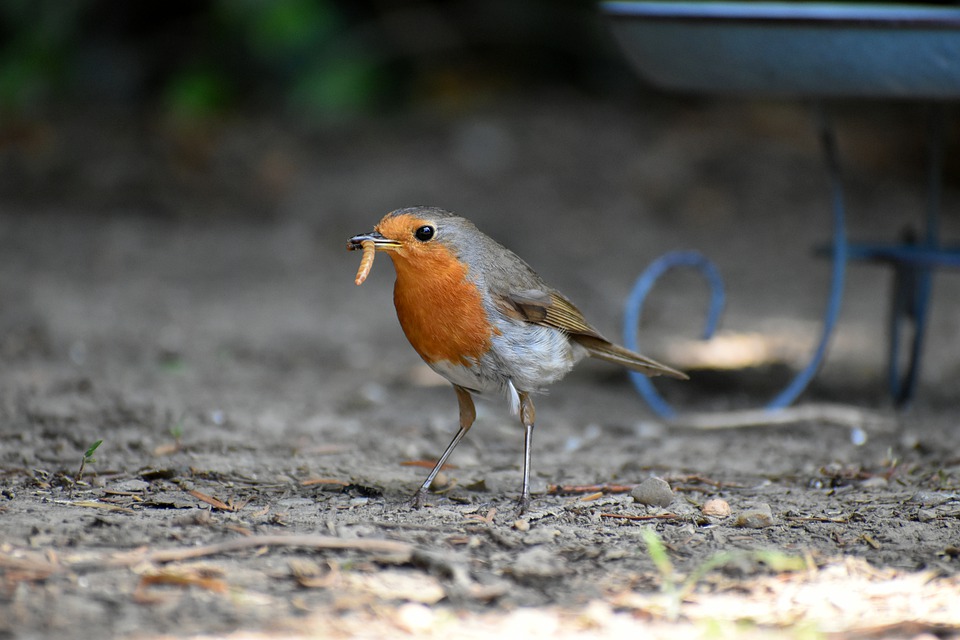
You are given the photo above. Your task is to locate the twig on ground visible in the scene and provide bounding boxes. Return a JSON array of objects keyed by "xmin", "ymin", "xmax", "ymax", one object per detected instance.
[
  {"xmin": 142, "ymin": 535, "xmax": 414, "ymax": 565},
  {"xmin": 600, "ymin": 512, "xmax": 681, "ymax": 522},
  {"xmin": 548, "ymin": 483, "xmax": 635, "ymax": 495},
  {"xmin": 300, "ymin": 477, "xmax": 350, "ymax": 487},
  {"xmin": 65, "ymin": 500, "xmax": 135, "ymax": 514},
  {"xmin": 186, "ymin": 489, "xmax": 241, "ymax": 512},
  {"xmin": 669, "ymin": 403, "xmax": 896, "ymax": 433},
  {"xmin": 6, "ymin": 535, "xmax": 417, "ymax": 574}
]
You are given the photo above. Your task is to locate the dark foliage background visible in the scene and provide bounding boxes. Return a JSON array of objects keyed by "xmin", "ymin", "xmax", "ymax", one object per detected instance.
[{"xmin": 0, "ymin": 0, "xmax": 641, "ymax": 122}]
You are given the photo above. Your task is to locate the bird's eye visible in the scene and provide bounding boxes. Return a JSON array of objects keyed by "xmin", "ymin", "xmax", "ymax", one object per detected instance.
[{"xmin": 414, "ymin": 225, "xmax": 435, "ymax": 242}]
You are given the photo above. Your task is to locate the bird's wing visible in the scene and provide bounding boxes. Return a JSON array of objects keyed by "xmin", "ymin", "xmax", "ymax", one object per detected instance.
[
  {"xmin": 496, "ymin": 289, "xmax": 688, "ymax": 380},
  {"xmin": 496, "ymin": 290, "xmax": 603, "ymax": 339}
]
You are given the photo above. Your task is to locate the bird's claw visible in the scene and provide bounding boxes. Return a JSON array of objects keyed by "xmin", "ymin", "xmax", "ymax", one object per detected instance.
[
  {"xmin": 409, "ymin": 489, "xmax": 428, "ymax": 510},
  {"xmin": 514, "ymin": 494, "xmax": 530, "ymax": 516}
]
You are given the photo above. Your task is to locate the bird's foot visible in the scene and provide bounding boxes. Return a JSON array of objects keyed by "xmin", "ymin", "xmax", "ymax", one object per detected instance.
[
  {"xmin": 514, "ymin": 492, "xmax": 531, "ymax": 516},
  {"xmin": 408, "ymin": 489, "xmax": 429, "ymax": 510}
]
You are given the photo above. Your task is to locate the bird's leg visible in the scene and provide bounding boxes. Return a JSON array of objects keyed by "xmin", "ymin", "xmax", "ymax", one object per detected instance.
[
  {"xmin": 410, "ymin": 385, "xmax": 476, "ymax": 508},
  {"xmin": 516, "ymin": 391, "xmax": 536, "ymax": 514}
]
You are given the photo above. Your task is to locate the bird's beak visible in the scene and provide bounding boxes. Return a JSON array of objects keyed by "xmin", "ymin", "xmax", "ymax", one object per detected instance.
[{"xmin": 347, "ymin": 231, "xmax": 402, "ymax": 252}]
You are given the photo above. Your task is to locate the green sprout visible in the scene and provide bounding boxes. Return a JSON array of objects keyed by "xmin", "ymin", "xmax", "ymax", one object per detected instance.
[
  {"xmin": 642, "ymin": 528, "xmax": 807, "ymax": 621},
  {"xmin": 170, "ymin": 419, "xmax": 184, "ymax": 446},
  {"xmin": 642, "ymin": 527, "xmax": 678, "ymax": 589},
  {"xmin": 75, "ymin": 439, "xmax": 103, "ymax": 487}
]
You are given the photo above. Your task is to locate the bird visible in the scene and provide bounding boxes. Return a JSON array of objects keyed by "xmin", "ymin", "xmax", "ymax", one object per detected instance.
[{"xmin": 347, "ymin": 206, "xmax": 686, "ymax": 512}]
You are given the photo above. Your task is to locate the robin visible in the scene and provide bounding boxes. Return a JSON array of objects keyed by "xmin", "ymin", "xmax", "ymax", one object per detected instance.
[{"xmin": 348, "ymin": 206, "xmax": 686, "ymax": 511}]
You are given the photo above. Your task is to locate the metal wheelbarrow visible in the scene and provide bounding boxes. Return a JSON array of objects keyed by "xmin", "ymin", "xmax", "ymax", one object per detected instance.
[{"xmin": 601, "ymin": 1, "xmax": 960, "ymax": 416}]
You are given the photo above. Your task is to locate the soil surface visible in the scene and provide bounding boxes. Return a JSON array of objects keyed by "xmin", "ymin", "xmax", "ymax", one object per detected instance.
[{"xmin": 2, "ymin": 95, "xmax": 960, "ymax": 639}]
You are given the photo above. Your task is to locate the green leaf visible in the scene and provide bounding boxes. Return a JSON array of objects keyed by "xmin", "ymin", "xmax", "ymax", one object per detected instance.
[{"xmin": 84, "ymin": 439, "xmax": 103, "ymax": 461}]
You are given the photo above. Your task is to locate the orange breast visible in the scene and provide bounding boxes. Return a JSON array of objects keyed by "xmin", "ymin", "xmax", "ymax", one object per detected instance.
[{"xmin": 388, "ymin": 246, "xmax": 494, "ymax": 366}]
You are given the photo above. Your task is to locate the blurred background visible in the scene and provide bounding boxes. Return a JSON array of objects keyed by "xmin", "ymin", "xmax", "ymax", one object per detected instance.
[
  {"xmin": 5, "ymin": 6, "xmax": 960, "ymax": 636},
  {"xmin": 0, "ymin": 0, "xmax": 648, "ymax": 214},
  {"xmin": 1, "ymin": 0, "xmax": 959, "ymax": 413},
  {"xmin": 0, "ymin": 0, "xmax": 633, "ymax": 121}
]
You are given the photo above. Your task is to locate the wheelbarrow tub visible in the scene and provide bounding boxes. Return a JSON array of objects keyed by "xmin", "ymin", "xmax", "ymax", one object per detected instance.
[{"xmin": 602, "ymin": 2, "xmax": 960, "ymax": 99}]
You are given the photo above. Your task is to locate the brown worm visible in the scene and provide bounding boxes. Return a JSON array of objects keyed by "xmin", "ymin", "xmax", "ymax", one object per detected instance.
[{"xmin": 354, "ymin": 239, "xmax": 376, "ymax": 285}]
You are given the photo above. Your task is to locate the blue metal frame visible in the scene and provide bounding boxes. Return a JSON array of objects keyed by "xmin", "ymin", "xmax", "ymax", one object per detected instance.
[
  {"xmin": 624, "ymin": 106, "xmax": 957, "ymax": 416},
  {"xmin": 856, "ymin": 106, "xmax": 950, "ymax": 406},
  {"xmin": 622, "ymin": 250, "xmax": 725, "ymax": 419}
]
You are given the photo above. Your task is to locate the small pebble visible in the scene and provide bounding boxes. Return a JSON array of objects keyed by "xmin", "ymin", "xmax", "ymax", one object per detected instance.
[
  {"xmin": 917, "ymin": 508, "xmax": 938, "ymax": 523},
  {"xmin": 702, "ymin": 498, "xmax": 731, "ymax": 517},
  {"xmin": 849, "ymin": 427, "xmax": 867, "ymax": 446},
  {"xmin": 859, "ymin": 476, "xmax": 888, "ymax": 489},
  {"xmin": 734, "ymin": 503, "xmax": 775, "ymax": 528},
  {"xmin": 394, "ymin": 603, "xmax": 436, "ymax": 633},
  {"xmin": 429, "ymin": 472, "xmax": 450, "ymax": 491},
  {"xmin": 909, "ymin": 491, "xmax": 958, "ymax": 507},
  {"xmin": 513, "ymin": 519, "xmax": 530, "ymax": 532},
  {"xmin": 631, "ymin": 477, "xmax": 674, "ymax": 508}
]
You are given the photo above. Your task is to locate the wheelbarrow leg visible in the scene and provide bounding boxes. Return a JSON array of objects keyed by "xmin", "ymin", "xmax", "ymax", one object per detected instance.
[
  {"xmin": 765, "ymin": 106, "xmax": 848, "ymax": 409},
  {"xmin": 887, "ymin": 105, "xmax": 944, "ymax": 408}
]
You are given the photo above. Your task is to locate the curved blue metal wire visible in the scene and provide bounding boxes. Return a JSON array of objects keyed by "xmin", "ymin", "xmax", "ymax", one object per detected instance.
[
  {"xmin": 622, "ymin": 250, "xmax": 725, "ymax": 419},
  {"xmin": 625, "ymin": 105, "xmax": 955, "ymax": 415},
  {"xmin": 766, "ymin": 111, "xmax": 847, "ymax": 409},
  {"xmin": 624, "ymin": 108, "xmax": 849, "ymax": 417}
]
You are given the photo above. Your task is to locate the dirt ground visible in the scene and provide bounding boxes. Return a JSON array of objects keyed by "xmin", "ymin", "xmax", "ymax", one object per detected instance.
[{"xmin": 2, "ymin": 94, "xmax": 960, "ymax": 639}]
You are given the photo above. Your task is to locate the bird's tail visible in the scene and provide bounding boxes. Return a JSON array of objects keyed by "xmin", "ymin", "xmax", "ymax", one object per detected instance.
[{"xmin": 573, "ymin": 335, "xmax": 688, "ymax": 380}]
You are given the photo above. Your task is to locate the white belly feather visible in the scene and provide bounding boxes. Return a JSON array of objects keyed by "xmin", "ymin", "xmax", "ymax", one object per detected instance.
[{"xmin": 425, "ymin": 321, "xmax": 585, "ymax": 415}]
